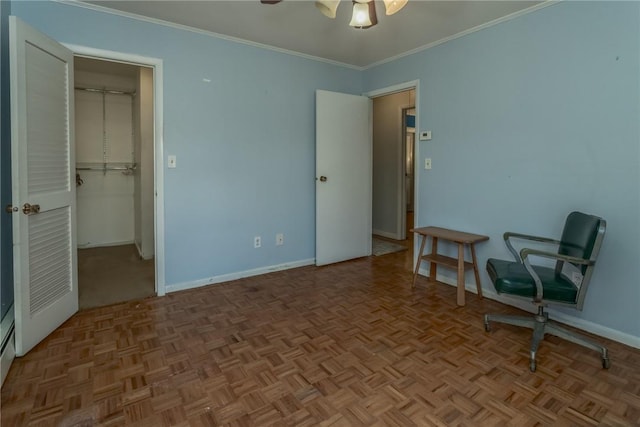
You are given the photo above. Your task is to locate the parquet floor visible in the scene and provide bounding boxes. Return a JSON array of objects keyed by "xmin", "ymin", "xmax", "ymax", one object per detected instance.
[{"xmin": 2, "ymin": 252, "xmax": 640, "ymax": 426}]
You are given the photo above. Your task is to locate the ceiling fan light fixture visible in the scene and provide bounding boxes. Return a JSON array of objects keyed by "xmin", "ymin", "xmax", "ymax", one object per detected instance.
[
  {"xmin": 349, "ymin": 1, "xmax": 372, "ymax": 28},
  {"xmin": 315, "ymin": 0, "xmax": 341, "ymax": 19},
  {"xmin": 383, "ymin": 0, "xmax": 408, "ymax": 15}
]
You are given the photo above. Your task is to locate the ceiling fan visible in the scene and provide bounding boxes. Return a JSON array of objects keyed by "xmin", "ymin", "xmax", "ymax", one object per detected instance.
[{"xmin": 259, "ymin": 0, "xmax": 408, "ymax": 29}]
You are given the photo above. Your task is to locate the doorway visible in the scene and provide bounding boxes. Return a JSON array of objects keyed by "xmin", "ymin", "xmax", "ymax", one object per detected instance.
[
  {"xmin": 370, "ymin": 88, "xmax": 416, "ymax": 259},
  {"xmin": 73, "ymin": 57, "xmax": 155, "ymax": 309}
]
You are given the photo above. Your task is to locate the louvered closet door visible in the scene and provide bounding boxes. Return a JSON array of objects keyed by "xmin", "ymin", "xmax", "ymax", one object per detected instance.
[{"xmin": 10, "ymin": 17, "xmax": 78, "ymax": 356}]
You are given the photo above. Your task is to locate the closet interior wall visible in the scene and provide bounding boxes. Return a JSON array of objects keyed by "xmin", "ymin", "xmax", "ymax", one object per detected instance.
[
  {"xmin": 75, "ymin": 67, "xmax": 136, "ymax": 248},
  {"xmin": 74, "ymin": 59, "xmax": 154, "ymax": 259}
]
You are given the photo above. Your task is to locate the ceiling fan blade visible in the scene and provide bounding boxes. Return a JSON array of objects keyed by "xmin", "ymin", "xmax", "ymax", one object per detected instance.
[{"xmin": 260, "ymin": 0, "xmax": 283, "ymax": 4}]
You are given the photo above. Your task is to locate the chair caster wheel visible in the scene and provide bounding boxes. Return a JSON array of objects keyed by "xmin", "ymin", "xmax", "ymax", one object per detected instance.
[
  {"xmin": 529, "ymin": 360, "xmax": 536, "ymax": 372},
  {"xmin": 602, "ymin": 358, "xmax": 611, "ymax": 369}
]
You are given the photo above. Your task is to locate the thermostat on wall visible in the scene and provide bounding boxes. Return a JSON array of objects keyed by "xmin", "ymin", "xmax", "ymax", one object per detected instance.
[{"xmin": 419, "ymin": 131, "xmax": 432, "ymax": 141}]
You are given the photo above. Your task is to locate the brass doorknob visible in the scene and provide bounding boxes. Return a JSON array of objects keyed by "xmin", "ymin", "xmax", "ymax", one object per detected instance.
[
  {"xmin": 22, "ymin": 203, "xmax": 41, "ymax": 215},
  {"xmin": 319, "ymin": 176, "xmax": 328, "ymax": 182}
]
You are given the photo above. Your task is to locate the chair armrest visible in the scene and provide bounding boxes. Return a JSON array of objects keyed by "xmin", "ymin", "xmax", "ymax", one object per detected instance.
[
  {"xmin": 519, "ymin": 248, "xmax": 593, "ymax": 302},
  {"xmin": 503, "ymin": 232, "xmax": 561, "ymax": 263},
  {"xmin": 520, "ymin": 248, "xmax": 594, "ymax": 266}
]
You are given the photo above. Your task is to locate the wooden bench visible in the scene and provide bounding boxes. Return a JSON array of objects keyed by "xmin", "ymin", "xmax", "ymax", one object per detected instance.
[{"xmin": 411, "ymin": 226, "xmax": 489, "ymax": 306}]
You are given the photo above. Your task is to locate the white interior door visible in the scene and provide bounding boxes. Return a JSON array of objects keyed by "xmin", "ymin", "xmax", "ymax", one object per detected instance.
[
  {"xmin": 10, "ymin": 17, "xmax": 78, "ymax": 356},
  {"xmin": 316, "ymin": 90, "xmax": 372, "ymax": 266}
]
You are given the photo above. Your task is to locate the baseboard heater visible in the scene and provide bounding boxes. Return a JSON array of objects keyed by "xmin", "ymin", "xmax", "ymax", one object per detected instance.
[{"xmin": 1, "ymin": 322, "xmax": 14, "ymax": 356}]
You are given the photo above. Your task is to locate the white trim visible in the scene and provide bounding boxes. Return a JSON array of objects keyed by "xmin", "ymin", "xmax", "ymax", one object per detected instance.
[
  {"xmin": 417, "ymin": 267, "xmax": 640, "ymax": 350},
  {"xmin": 373, "ymin": 229, "xmax": 398, "ymax": 240},
  {"xmin": 363, "ymin": 1, "xmax": 560, "ymax": 70},
  {"xmin": 64, "ymin": 44, "xmax": 166, "ymax": 297},
  {"xmin": 77, "ymin": 240, "xmax": 134, "ymax": 249},
  {"xmin": 56, "ymin": 0, "xmax": 361, "ymax": 71},
  {"xmin": 56, "ymin": 1, "xmax": 557, "ymax": 70},
  {"xmin": 397, "ymin": 104, "xmax": 413, "ymax": 241},
  {"xmin": 166, "ymin": 258, "xmax": 316, "ymax": 294},
  {"xmin": 134, "ymin": 242, "xmax": 154, "ymax": 261},
  {"xmin": 365, "ymin": 80, "xmax": 420, "ymax": 99},
  {"xmin": 364, "ymin": 79, "xmax": 420, "ymax": 268}
]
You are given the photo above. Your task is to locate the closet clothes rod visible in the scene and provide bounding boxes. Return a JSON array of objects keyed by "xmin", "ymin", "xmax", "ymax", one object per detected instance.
[
  {"xmin": 76, "ymin": 164, "xmax": 137, "ymax": 171},
  {"xmin": 74, "ymin": 86, "xmax": 136, "ymax": 96},
  {"xmin": 76, "ymin": 166, "xmax": 135, "ymax": 171}
]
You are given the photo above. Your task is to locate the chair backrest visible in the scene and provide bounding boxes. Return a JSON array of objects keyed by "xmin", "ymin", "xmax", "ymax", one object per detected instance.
[{"xmin": 557, "ymin": 211, "xmax": 606, "ymax": 309}]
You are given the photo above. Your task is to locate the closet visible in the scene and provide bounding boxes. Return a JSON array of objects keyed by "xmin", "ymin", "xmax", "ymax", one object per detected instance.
[{"xmin": 74, "ymin": 57, "xmax": 155, "ymax": 309}]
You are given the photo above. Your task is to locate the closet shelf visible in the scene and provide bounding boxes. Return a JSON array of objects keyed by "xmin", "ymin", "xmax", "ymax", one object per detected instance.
[{"xmin": 76, "ymin": 162, "xmax": 137, "ymax": 172}]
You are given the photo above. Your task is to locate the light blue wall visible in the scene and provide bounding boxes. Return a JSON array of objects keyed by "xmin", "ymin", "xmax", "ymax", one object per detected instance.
[
  {"xmin": 364, "ymin": 2, "xmax": 640, "ymax": 338},
  {"xmin": 10, "ymin": 1, "xmax": 640, "ymax": 340},
  {"xmin": 11, "ymin": 1, "xmax": 363, "ymax": 286}
]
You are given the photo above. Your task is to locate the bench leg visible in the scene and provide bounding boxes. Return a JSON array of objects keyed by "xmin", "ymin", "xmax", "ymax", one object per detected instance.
[
  {"xmin": 429, "ymin": 237, "xmax": 438, "ymax": 282},
  {"xmin": 412, "ymin": 235, "xmax": 427, "ymax": 288},
  {"xmin": 470, "ymin": 243, "xmax": 483, "ymax": 299},
  {"xmin": 457, "ymin": 243, "xmax": 465, "ymax": 306}
]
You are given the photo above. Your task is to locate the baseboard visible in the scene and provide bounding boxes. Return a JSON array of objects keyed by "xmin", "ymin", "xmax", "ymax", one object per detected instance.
[
  {"xmin": 417, "ymin": 267, "xmax": 640, "ymax": 349},
  {"xmin": 134, "ymin": 242, "xmax": 154, "ymax": 260},
  {"xmin": 1, "ymin": 328, "xmax": 15, "ymax": 387},
  {"xmin": 77, "ymin": 240, "xmax": 135, "ymax": 249},
  {"xmin": 373, "ymin": 229, "xmax": 400, "ymax": 240},
  {"xmin": 166, "ymin": 258, "xmax": 316, "ymax": 294},
  {"xmin": 135, "ymin": 241, "xmax": 143, "ymax": 258}
]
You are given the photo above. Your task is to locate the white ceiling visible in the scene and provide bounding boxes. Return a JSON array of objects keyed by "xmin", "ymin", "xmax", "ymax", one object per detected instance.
[{"xmin": 83, "ymin": 0, "xmax": 543, "ymax": 68}]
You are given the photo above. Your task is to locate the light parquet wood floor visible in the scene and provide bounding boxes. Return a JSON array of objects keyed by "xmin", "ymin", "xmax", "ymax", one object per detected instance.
[{"xmin": 2, "ymin": 252, "xmax": 640, "ymax": 426}]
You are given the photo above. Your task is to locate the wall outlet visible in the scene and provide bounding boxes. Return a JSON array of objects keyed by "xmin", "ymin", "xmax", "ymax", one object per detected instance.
[
  {"xmin": 254, "ymin": 236, "xmax": 261, "ymax": 248},
  {"xmin": 276, "ymin": 233, "xmax": 284, "ymax": 246}
]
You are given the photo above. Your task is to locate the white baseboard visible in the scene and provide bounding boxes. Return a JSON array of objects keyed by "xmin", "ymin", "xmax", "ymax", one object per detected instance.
[
  {"xmin": 418, "ymin": 267, "xmax": 640, "ymax": 349},
  {"xmin": 77, "ymin": 240, "xmax": 135, "ymax": 249},
  {"xmin": 134, "ymin": 242, "xmax": 154, "ymax": 260},
  {"xmin": 135, "ymin": 241, "xmax": 143, "ymax": 258},
  {"xmin": 373, "ymin": 229, "xmax": 400, "ymax": 240},
  {"xmin": 166, "ymin": 258, "xmax": 316, "ymax": 294},
  {"xmin": 1, "ymin": 329, "xmax": 15, "ymax": 387}
]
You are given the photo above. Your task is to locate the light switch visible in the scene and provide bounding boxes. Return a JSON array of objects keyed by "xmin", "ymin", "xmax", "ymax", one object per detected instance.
[
  {"xmin": 419, "ymin": 131, "xmax": 432, "ymax": 141},
  {"xmin": 168, "ymin": 155, "xmax": 177, "ymax": 168},
  {"xmin": 425, "ymin": 158, "xmax": 432, "ymax": 170}
]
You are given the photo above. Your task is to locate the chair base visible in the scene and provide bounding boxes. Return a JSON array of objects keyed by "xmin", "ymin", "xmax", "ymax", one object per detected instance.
[{"xmin": 484, "ymin": 307, "xmax": 610, "ymax": 372}]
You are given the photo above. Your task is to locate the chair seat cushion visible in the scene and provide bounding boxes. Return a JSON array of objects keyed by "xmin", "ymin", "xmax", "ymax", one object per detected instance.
[{"xmin": 486, "ymin": 258, "xmax": 578, "ymax": 303}]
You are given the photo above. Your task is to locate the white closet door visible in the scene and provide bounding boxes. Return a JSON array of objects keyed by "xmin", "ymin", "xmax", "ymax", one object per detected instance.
[{"xmin": 10, "ymin": 17, "xmax": 78, "ymax": 356}]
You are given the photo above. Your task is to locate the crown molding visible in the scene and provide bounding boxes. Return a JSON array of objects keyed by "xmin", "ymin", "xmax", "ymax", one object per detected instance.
[
  {"xmin": 55, "ymin": 0, "xmax": 559, "ymax": 71},
  {"xmin": 54, "ymin": 0, "xmax": 364, "ymax": 70},
  {"xmin": 363, "ymin": 1, "xmax": 560, "ymax": 70}
]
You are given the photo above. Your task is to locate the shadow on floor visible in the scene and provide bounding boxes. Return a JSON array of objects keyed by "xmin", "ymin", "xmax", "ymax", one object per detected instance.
[{"xmin": 78, "ymin": 244, "xmax": 155, "ymax": 310}]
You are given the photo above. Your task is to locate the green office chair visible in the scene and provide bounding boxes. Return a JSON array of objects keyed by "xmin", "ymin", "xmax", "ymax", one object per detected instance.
[{"xmin": 484, "ymin": 211, "xmax": 609, "ymax": 372}]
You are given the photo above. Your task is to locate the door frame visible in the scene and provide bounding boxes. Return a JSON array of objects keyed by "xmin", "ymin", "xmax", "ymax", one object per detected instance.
[
  {"xmin": 401, "ymin": 106, "xmax": 416, "ymax": 232},
  {"xmin": 364, "ymin": 80, "xmax": 420, "ymax": 245},
  {"xmin": 64, "ymin": 44, "xmax": 166, "ymax": 296}
]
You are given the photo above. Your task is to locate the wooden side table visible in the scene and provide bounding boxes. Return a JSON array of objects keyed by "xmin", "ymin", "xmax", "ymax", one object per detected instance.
[{"xmin": 411, "ymin": 226, "xmax": 489, "ymax": 306}]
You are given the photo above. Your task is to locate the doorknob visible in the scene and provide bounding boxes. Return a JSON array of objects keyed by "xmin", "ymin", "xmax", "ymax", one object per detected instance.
[
  {"xmin": 22, "ymin": 203, "xmax": 41, "ymax": 215},
  {"xmin": 319, "ymin": 176, "xmax": 328, "ymax": 182}
]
